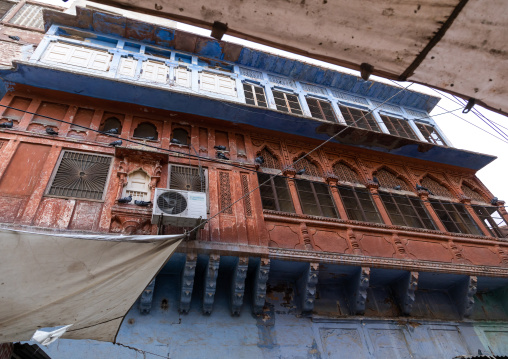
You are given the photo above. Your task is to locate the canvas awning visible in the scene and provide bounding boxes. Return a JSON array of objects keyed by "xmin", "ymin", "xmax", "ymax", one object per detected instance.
[{"xmin": 0, "ymin": 228, "xmax": 184, "ymax": 343}]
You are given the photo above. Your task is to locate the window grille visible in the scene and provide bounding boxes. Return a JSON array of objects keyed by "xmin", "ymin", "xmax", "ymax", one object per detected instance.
[
  {"xmin": 337, "ymin": 185, "xmax": 383, "ymax": 223},
  {"xmin": 43, "ymin": 42, "xmax": 112, "ymax": 71},
  {"xmin": 258, "ymin": 173, "xmax": 295, "ymax": 213},
  {"xmin": 331, "ymin": 91, "xmax": 369, "ymax": 106},
  {"xmin": 219, "ymin": 172, "xmax": 233, "ymax": 214},
  {"xmin": 372, "ymin": 102, "xmax": 402, "ymax": 114},
  {"xmin": 241, "ymin": 174, "xmax": 252, "ymax": 217},
  {"xmin": 294, "ymin": 156, "xmax": 321, "ymax": 177},
  {"xmin": 306, "ymin": 98, "xmax": 336, "ymax": 122},
  {"xmin": 240, "ymin": 68, "xmax": 263, "ymax": 80},
  {"xmin": 9, "ymin": 3, "xmax": 46, "ymax": 29},
  {"xmin": 415, "ymin": 123, "xmax": 446, "ymax": 146},
  {"xmin": 272, "ymin": 90, "xmax": 303, "ymax": 115},
  {"xmin": 421, "ymin": 177, "xmax": 453, "ymax": 198},
  {"xmin": 379, "ymin": 192, "xmax": 436, "ymax": 230},
  {"xmin": 0, "ymin": 0, "xmax": 15, "ymax": 20},
  {"xmin": 461, "ymin": 184, "xmax": 486, "ymax": 203},
  {"xmin": 380, "ymin": 115, "xmax": 418, "ymax": 140},
  {"xmin": 258, "ymin": 148, "xmax": 280, "ymax": 170},
  {"xmin": 200, "ymin": 72, "xmax": 236, "ymax": 96},
  {"xmin": 294, "ymin": 179, "xmax": 338, "ymax": 218},
  {"xmin": 268, "ymin": 75, "xmax": 296, "ymax": 88},
  {"xmin": 376, "ymin": 169, "xmax": 410, "ymax": 191},
  {"xmin": 243, "ymin": 83, "xmax": 267, "ymax": 107},
  {"xmin": 472, "ymin": 205, "xmax": 507, "ymax": 238},
  {"xmin": 124, "ymin": 170, "xmax": 150, "ymax": 201},
  {"xmin": 48, "ymin": 151, "xmax": 112, "ymax": 200},
  {"xmin": 406, "ymin": 109, "xmax": 427, "ymax": 118},
  {"xmin": 301, "ymin": 83, "xmax": 327, "ymax": 96},
  {"xmin": 169, "ymin": 165, "xmax": 206, "ymax": 193},
  {"xmin": 339, "ymin": 105, "xmax": 380, "ymax": 132},
  {"xmin": 133, "ymin": 122, "xmax": 158, "ymax": 140},
  {"xmin": 429, "ymin": 199, "xmax": 482, "ymax": 235},
  {"xmin": 171, "ymin": 128, "xmax": 189, "ymax": 145},
  {"xmin": 333, "ymin": 163, "xmax": 361, "ymax": 184}
]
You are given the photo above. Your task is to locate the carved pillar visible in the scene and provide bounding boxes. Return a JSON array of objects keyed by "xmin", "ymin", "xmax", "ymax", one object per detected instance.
[
  {"xmin": 230, "ymin": 256, "xmax": 248, "ymax": 316},
  {"xmin": 283, "ymin": 167, "xmax": 303, "ymax": 215},
  {"xmin": 326, "ymin": 174, "xmax": 348, "ymax": 219},
  {"xmin": 138, "ymin": 279, "xmax": 156, "ymax": 314},
  {"xmin": 252, "ymin": 257, "xmax": 270, "ymax": 315},
  {"xmin": 120, "ymin": 114, "xmax": 133, "ymax": 140},
  {"xmin": 179, "ymin": 253, "xmax": 197, "ymax": 314},
  {"xmin": 203, "ymin": 254, "xmax": 220, "ymax": 315},
  {"xmin": 418, "ymin": 189, "xmax": 447, "ymax": 232},
  {"xmin": 86, "ymin": 109, "xmax": 104, "ymax": 141},
  {"xmin": 366, "ymin": 181, "xmax": 392, "ymax": 225},
  {"xmin": 393, "ymin": 271, "xmax": 418, "ymax": 315},
  {"xmin": 149, "ymin": 161, "xmax": 162, "ymax": 201},
  {"xmin": 460, "ymin": 196, "xmax": 491, "ymax": 236},
  {"xmin": 57, "ymin": 105, "xmax": 77, "ymax": 136},
  {"xmin": 391, "ymin": 233, "xmax": 407, "ymax": 258},
  {"xmin": 348, "ymin": 267, "xmax": 370, "ymax": 315},
  {"xmin": 450, "ymin": 276, "xmax": 477, "ymax": 318},
  {"xmin": 346, "ymin": 228, "xmax": 362, "ymax": 255},
  {"xmin": 297, "ymin": 262, "xmax": 319, "ymax": 313}
]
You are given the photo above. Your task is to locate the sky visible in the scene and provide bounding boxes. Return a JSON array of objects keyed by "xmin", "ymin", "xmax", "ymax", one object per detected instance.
[{"xmin": 39, "ymin": 0, "xmax": 508, "ymax": 203}]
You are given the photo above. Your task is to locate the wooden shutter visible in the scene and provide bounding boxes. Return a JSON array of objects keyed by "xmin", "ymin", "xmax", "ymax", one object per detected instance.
[
  {"xmin": 175, "ymin": 66, "xmax": 191, "ymax": 87},
  {"xmin": 118, "ymin": 57, "xmax": 137, "ymax": 77},
  {"xmin": 200, "ymin": 72, "xmax": 236, "ymax": 96},
  {"xmin": 44, "ymin": 42, "xmax": 72, "ymax": 63},
  {"xmin": 44, "ymin": 42, "xmax": 111, "ymax": 72},
  {"xmin": 141, "ymin": 61, "xmax": 168, "ymax": 83}
]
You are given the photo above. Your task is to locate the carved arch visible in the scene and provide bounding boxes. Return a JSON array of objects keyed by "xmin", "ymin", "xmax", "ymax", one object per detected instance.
[
  {"xmin": 331, "ymin": 160, "xmax": 363, "ymax": 184},
  {"xmin": 293, "ymin": 152, "xmax": 323, "ymax": 177},
  {"xmin": 373, "ymin": 166, "xmax": 412, "ymax": 191},
  {"xmin": 419, "ymin": 174, "xmax": 455, "ymax": 198},
  {"xmin": 256, "ymin": 145, "xmax": 282, "ymax": 170}
]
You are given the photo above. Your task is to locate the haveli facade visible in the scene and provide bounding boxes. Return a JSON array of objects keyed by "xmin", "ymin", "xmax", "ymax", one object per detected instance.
[{"xmin": 0, "ymin": 4, "xmax": 508, "ymax": 359}]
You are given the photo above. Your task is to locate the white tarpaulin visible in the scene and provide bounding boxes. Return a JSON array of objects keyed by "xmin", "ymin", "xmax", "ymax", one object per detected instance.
[{"xmin": 0, "ymin": 228, "xmax": 184, "ymax": 343}]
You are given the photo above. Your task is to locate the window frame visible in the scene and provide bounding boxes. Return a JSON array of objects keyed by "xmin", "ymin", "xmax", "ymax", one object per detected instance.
[
  {"xmin": 199, "ymin": 71, "xmax": 237, "ymax": 97},
  {"xmin": 379, "ymin": 191, "xmax": 436, "ymax": 230},
  {"xmin": 0, "ymin": 0, "xmax": 16, "ymax": 21},
  {"xmin": 257, "ymin": 172, "xmax": 295, "ymax": 213},
  {"xmin": 272, "ymin": 89, "xmax": 303, "ymax": 115},
  {"xmin": 471, "ymin": 205, "xmax": 507, "ymax": 238},
  {"xmin": 306, "ymin": 97, "xmax": 337, "ymax": 122},
  {"xmin": 338, "ymin": 104, "xmax": 381, "ymax": 132},
  {"xmin": 380, "ymin": 114, "xmax": 418, "ymax": 140},
  {"xmin": 336, "ymin": 185, "xmax": 383, "ymax": 223},
  {"xmin": 429, "ymin": 199, "xmax": 483, "ymax": 235},
  {"xmin": 294, "ymin": 179, "xmax": 339, "ymax": 218},
  {"xmin": 46, "ymin": 150, "xmax": 113, "ymax": 202},
  {"xmin": 415, "ymin": 122, "xmax": 447, "ymax": 146},
  {"xmin": 243, "ymin": 82, "xmax": 268, "ymax": 108}
]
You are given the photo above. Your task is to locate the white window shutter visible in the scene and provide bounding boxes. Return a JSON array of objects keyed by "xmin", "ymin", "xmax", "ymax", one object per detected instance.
[
  {"xmin": 118, "ymin": 57, "xmax": 137, "ymax": 77},
  {"xmin": 43, "ymin": 42, "xmax": 112, "ymax": 72},
  {"xmin": 217, "ymin": 75, "xmax": 236, "ymax": 96},
  {"xmin": 141, "ymin": 61, "xmax": 168, "ymax": 83},
  {"xmin": 67, "ymin": 47, "xmax": 93, "ymax": 67},
  {"xmin": 89, "ymin": 51, "xmax": 112, "ymax": 71},
  {"xmin": 200, "ymin": 72, "xmax": 217, "ymax": 92},
  {"xmin": 175, "ymin": 67, "xmax": 191, "ymax": 88},
  {"xmin": 44, "ymin": 42, "xmax": 72, "ymax": 63}
]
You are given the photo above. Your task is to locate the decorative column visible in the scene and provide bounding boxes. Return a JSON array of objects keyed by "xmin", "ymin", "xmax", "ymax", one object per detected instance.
[
  {"xmin": 366, "ymin": 180, "xmax": 392, "ymax": 225},
  {"xmin": 325, "ymin": 172, "xmax": 348, "ymax": 219},
  {"xmin": 283, "ymin": 167, "xmax": 303, "ymax": 215},
  {"xmin": 418, "ymin": 189, "xmax": 447, "ymax": 232},
  {"xmin": 460, "ymin": 195, "xmax": 491, "ymax": 236}
]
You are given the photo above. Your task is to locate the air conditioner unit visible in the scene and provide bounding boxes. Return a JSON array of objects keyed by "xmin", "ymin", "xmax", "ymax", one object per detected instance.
[{"xmin": 152, "ymin": 188, "xmax": 207, "ymax": 227}]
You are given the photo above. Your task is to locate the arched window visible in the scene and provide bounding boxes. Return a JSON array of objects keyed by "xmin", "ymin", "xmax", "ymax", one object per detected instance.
[
  {"xmin": 375, "ymin": 169, "xmax": 410, "ymax": 191},
  {"xmin": 333, "ymin": 162, "xmax": 361, "ymax": 184},
  {"xmin": 100, "ymin": 117, "xmax": 122, "ymax": 133},
  {"xmin": 294, "ymin": 156, "xmax": 321, "ymax": 177},
  {"xmin": 133, "ymin": 122, "xmax": 158, "ymax": 140},
  {"xmin": 124, "ymin": 170, "xmax": 151, "ymax": 201},
  {"xmin": 421, "ymin": 176, "xmax": 452, "ymax": 198},
  {"xmin": 172, "ymin": 128, "xmax": 189, "ymax": 145},
  {"xmin": 258, "ymin": 148, "xmax": 280, "ymax": 170},
  {"xmin": 461, "ymin": 183, "xmax": 486, "ymax": 203}
]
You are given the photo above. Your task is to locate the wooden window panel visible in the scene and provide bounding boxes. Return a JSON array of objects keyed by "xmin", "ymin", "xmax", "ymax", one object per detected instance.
[
  {"xmin": 339, "ymin": 105, "xmax": 380, "ymax": 132},
  {"xmin": 272, "ymin": 90, "xmax": 303, "ymax": 115},
  {"xmin": 243, "ymin": 83, "xmax": 267, "ymax": 107},
  {"xmin": 472, "ymin": 205, "xmax": 507, "ymax": 238},
  {"xmin": 429, "ymin": 200, "xmax": 482, "ymax": 235},
  {"xmin": 380, "ymin": 115, "xmax": 418, "ymax": 139},
  {"xmin": 380, "ymin": 192, "xmax": 436, "ymax": 230},
  {"xmin": 337, "ymin": 186, "xmax": 383, "ymax": 223},
  {"xmin": 258, "ymin": 173, "xmax": 294, "ymax": 213},
  {"xmin": 416, "ymin": 123, "xmax": 446, "ymax": 145},
  {"xmin": 43, "ymin": 42, "xmax": 112, "ymax": 72},
  {"xmin": 141, "ymin": 61, "xmax": 168, "ymax": 83},
  {"xmin": 295, "ymin": 179, "xmax": 338, "ymax": 218},
  {"xmin": 306, "ymin": 98, "xmax": 336, "ymax": 122},
  {"xmin": 200, "ymin": 72, "xmax": 236, "ymax": 96},
  {"xmin": 175, "ymin": 66, "xmax": 191, "ymax": 88},
  {"xmin": 118, "ymin": 57, "xmax": 137, "ymax": 77}
]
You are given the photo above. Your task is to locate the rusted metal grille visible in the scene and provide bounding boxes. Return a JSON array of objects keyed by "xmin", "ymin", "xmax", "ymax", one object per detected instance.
[
  {"xmin": 241, "ymin": 174, "xmax": 252, "ymax": 216},
  {"xmin": 258, "ymin": 148, "xmax": 280, "ymax": 170},
  {"xmin": 169, "ymin": 165, "xmax": 206, "ymax": 192},
  {"xmin": 333, "ymin": 163, "xmax": 360, "ymax": 183},
  {"xmin": 243, "ymin": 83, "xmax": 267, "ymax": 108},
  {"xmin": 421, "ymin": 177, "xmax": 452, "ymax": 198},
  {"xmin": 9, "ymin": 3, "xmax": 46, "ymax": 29},
  {"xmin": 48, "ymin": 151, "xmax": 111, "ymax": 200},
  {"xmin": 219, "ymin": 172, "xmax": 233, "ymax": 214},
  {"xmin": 306, "ymin": 98, "xmax": 336, "ymax": 122},
  {"xmin": 294, "ymin": 157, "xmax": 321, "ymax": 177},
  {"xmin": 376, "ymin": 169, "xmax": 409, "ymax": 191},
  {"xmin": 462, "ymin": 184, "xmax": 486, "ymax": 203},
  {"xmin": 416, "ymin": 123, "xmax": 446, "ymax": 146},
  {"xmin": 272, "ymin": 90, "xmax": 303, "ymax": 115},
  {"xmin": 380, "ymin": 115, "xmax": 418, "ymax": 140},
  {"xmin": 339, "ymin": 105, "xmax": 380, "ymax": 132}
]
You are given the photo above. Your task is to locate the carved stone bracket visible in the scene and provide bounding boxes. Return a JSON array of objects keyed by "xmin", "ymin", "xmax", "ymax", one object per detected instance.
[
  {"xmin": 230, "ymin": 256, "xmax": 249, "ymax": 316},
  {"xmin": 252, "ymin": 258, "xmax": 270, "ymax": 315},
  {"xmin": 297, "ymin": 262, "xmax": 319, "ymax": 313},
  {"xmin": 179, "ymin": 253, "xmax": 197, "ymax": 314},
  {"xmin": 346, "ymin": 228, "xmax": 362, "ymax": 255},
  {"xmin": 393, "ymin": 271, "xmax": 418, "ymax": 315},
  {"xmin": 138, "ymin": 279, "xmax": 156, "ymax": 314},
  {"xmin": 203, "ymin": 254, "xmax": 220, "ymax": 315},
  {"xmin": 451, "ymin": 276, "xmax": 478, "ymax": 318},
  {"xmin": 282, "ymin": 166, "xmax": 296, "ymax": 177},
  {"xmin": 348, "ymin": 267, "xmax": 370, "ymax": 315}
]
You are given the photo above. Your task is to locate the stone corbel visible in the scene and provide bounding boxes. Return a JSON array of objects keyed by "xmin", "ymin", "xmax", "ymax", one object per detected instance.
[
  {"xmin": 300, "ymin": 223, "xmax": 313, "ymax": 250},
  {"xmin": 392, "ymin": 271, "xmax": 418, "ymax": 315},
  {"xmin": 282, "ymin": 166, "xmax": 297, "ymax": 177},
  {"xmin": 179, "ymin": 253, "xmax": 197, "ymax": 314},
  {"xmin": 230, "ymin": 256, "xmax": 249, "ymax": 316},
  {"xmin": 348, "ymin": 267, "xmax": 370, "ymax": 315},
  {"xmin": 450, "ymin": 276, "xmax": 477, "ymax": 318},
  {"xmin": 203, "ymin": 254, "xmax": 220, "ymax": 315},
  {"xmin": 297, "ymin": 262, "xmax": 319, "ymax": 313},
  {"xmin": 252, "ymin": 258, "xmax": 270, "ymax": 315},
  {"xmin": 346, "ymin": 228, "xmax": 362, "ymax": 255},
  {"xmin": 138, "ymin": 279, "xmax": 156, "ymax": 314},
  {"xmin": 324, "ymin": 172, "xmax": 339, "ymax": 185}
]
